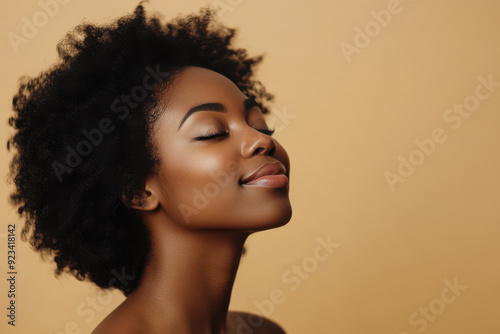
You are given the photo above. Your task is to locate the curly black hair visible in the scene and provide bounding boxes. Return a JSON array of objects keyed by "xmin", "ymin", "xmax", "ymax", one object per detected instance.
[{"xmin": 6, "ymin": 1, "xmax": 274, "ymax": 297}]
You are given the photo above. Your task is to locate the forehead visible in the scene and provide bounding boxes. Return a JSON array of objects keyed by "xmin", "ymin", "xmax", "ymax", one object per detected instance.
[
  {"xmin": 154, "ymin": 66, "xmax": 248, "ymax": 130},
  {"xmin": 168, "ymin": 66, "xmax": 246, "ymax": 106}
]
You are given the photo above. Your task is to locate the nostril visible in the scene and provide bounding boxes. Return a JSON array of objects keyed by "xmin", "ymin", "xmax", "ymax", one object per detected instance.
[
  {"xmin": 268, "ymin": 146, "xmax": 276, "ymax": 156},
  {"xmin": 253, "ymin": 147, "xmax": 264, "ymax": 156}
]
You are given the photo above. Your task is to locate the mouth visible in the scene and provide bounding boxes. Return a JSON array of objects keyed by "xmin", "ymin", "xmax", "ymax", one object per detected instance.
[{"xmin": 239, "ymin": 161, "xmax": 288, "ymax": 188}]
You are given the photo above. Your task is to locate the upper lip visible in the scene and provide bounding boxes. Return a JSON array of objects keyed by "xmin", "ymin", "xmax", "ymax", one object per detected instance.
[{"xmin": 240, "ymin": 161, "xmax": 287, "ymax": 184}]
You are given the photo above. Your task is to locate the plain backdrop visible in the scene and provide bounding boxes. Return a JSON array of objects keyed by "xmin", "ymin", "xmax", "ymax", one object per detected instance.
[{"xmin": 1, "ymin": 0, "xmax": 500, "ymax": 333}]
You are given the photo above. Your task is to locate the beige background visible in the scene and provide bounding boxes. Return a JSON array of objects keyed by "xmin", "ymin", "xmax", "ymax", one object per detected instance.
[{"xmin": 1, "ymin": 0, "xmax": 500, "ymax": 333}]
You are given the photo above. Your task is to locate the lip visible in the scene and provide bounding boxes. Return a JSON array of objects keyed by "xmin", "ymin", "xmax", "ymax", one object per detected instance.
[{"xmin": 240, "ymin": 161, "xmax": 288, "ymax": 188}]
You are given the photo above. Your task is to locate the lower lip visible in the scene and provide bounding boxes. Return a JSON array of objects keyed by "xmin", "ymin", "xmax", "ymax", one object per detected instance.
[{"xmin": 242, "ymin": 174, "xmax": 289, "ymax": 188}]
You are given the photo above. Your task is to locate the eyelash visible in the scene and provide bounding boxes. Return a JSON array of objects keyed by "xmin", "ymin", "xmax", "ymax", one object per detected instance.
[{"xmin": 195, "ymin": 128, "xmax": 275, "ymax": 141}]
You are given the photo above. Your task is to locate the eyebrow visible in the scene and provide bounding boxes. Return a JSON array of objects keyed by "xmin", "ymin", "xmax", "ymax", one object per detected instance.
[{"xmin": 177, "ymin": 98, "xmax": 261, "ymax": 131}]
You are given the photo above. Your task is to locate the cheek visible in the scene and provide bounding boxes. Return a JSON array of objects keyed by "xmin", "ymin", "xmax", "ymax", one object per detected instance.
[{"xmin": 157, "ymin": 147, "xmax": 241, "ymax": 226}]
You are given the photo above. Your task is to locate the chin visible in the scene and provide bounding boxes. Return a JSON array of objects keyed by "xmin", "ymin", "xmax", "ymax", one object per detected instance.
[{"xmin": 245, "ymin": 201, "xmax": 293, "ymax": 233}]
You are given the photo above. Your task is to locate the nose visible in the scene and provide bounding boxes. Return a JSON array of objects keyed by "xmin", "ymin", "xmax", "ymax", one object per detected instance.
[{"xmin": 241, "ymin": 128, "xmax": 276, "ymax": 158}]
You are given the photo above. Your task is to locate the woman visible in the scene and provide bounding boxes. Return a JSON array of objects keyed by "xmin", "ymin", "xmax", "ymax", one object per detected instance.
[{"xmin": 6, "ymin": 1, "xmax": 292, "ymax": 333}]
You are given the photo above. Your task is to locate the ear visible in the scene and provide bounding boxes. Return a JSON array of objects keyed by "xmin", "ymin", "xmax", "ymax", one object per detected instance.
[{"xmin": 127, "ymin": 176, "xmax": 160, "ymax": 211}]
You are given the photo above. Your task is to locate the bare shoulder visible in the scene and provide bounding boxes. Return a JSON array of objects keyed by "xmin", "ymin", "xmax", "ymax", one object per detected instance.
[
  {"xmin": 90, "ymin": 300, "xmax": 146, "ymax": 334},
  {"xmin": 226, "ymin": 310, "xmax": 287, "ymax": 334},
  {"xmin": 91, "ymin": 315, "xmax": 142, "ymax": 334}
]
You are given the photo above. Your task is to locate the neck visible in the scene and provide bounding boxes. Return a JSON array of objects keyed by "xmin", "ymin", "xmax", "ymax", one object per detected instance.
[{"xmin": 127, "ymin": 212, "xmax": 250, "ymax": 334}]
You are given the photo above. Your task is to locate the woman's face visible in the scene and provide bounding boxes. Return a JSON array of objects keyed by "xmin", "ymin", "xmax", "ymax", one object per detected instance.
[{"xmin": 147, "ymin": 66, "xmax": 292, "ymax": 231}]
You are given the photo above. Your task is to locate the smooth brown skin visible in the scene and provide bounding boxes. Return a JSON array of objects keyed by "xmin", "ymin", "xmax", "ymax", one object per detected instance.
[{"xmin": 91, "ymin": 66, "xmax": 292, "ymax": 334}]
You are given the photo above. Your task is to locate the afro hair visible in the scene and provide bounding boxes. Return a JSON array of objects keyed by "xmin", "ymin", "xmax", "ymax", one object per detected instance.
[{"xmin": 6, "ymin": 0, "xmax": 274, "ymax": 296}]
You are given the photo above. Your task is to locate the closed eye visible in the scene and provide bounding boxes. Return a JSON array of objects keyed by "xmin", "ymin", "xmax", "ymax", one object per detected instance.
[
  {"xmin": 194, "ymin": 128, "xmax": 275, "ymax": 141},
  {"xmin": 194, "ymin": 131, "xmax": 229, "ymax": 141}
]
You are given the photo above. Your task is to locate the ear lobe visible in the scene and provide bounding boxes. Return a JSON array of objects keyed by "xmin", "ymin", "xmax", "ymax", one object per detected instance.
[
  {"xmin": 129, "ymin": 189, "xmax": 159, "ymax": 211},
  {"xmin": 127, "ymin": 178, "xmax": 160, "ymax": 211}
]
